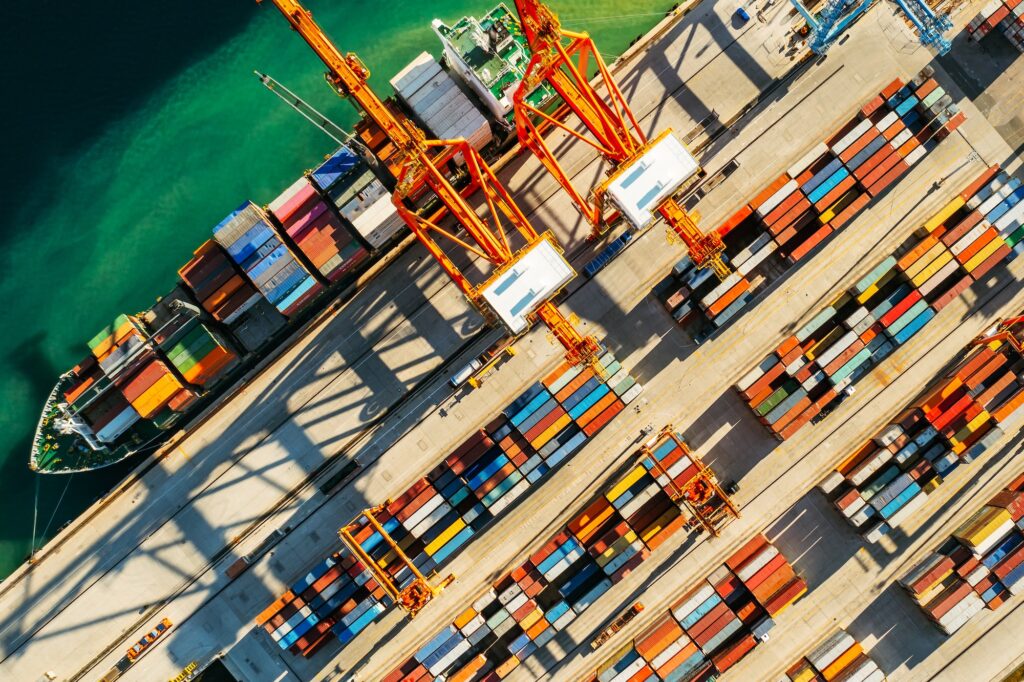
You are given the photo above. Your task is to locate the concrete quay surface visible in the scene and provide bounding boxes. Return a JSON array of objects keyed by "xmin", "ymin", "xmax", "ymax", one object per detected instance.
[{"xmin": 4, "ymin": 0, "xmax": 1024, "ymax": 680}]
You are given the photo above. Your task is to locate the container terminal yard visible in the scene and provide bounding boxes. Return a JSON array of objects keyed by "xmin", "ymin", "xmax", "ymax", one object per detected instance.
[{"xmin": 9, "ymin": 0, "xmax": 1024, "ymax": 679}]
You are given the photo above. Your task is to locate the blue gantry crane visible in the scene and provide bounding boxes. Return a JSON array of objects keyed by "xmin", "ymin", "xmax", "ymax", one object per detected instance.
[{"xmin": 789, "ymin": 0, "xmax": 954, "ymax": 54}]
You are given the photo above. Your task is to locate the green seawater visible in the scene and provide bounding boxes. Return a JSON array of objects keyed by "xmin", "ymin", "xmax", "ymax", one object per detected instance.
[{"xmin": 0, "ymin": 1, "xmax": 674, "ymax": 579}]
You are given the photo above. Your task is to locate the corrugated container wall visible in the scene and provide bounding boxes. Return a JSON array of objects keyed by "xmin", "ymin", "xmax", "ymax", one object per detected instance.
[
  {"xmin": 310, "ymin": 147, "xmax": 407, "ymax": 251},
  {"xmin": 212, "ymin": 201, "xmax": 324, "ymax": 318},
  {"xmin": 390, "ymin": 52, "xmax": 493, "ymax": 156}
]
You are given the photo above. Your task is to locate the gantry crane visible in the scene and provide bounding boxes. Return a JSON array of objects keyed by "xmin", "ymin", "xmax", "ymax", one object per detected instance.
[
  {"xmin": 973, "ymin": 315, "xmax": 1024, "ymax": 353},
  {"xmin": 638, "ymin": 427, "xmax": 738, "ymax": 536},
  {"xmin": 510, "ymin": 0, "xmax": 731, "ymax": 279},
  {"xmin": 262, "ymin": 0, "xmax": 602, "ymax": 616},
  {"xmin": 264, "ymin": 0, "xmax": 602, "ymax": 367},
  {"xmin": 790, "ymin": 0, "xmax": 952, "ymax": 55}
]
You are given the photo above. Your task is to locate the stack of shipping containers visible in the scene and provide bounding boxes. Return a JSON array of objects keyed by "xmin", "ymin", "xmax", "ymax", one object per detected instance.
[
  {"xmin": 382, "ymin": 430, "xmax": 737, "ymax": 681},
  {"xmin": 734, "ymin": 165, "xmax": 1023, "ymax": 440},
  {"xmin": 178, "ymin": 240, "xmax": 286, "ymax": 353},
  {"xmin": 256, "ymin": 352, "xmax": 643, "ymax": 657},
  {"xmin": 178, "ymin": 240, "xmax": 261, "ymax": 325},
  {"xmin": 819, "ymin": 315, "xmax": 1024, "ymax": 542},
  {"xmin": 968, "ymin": 0, "xmax": 1024, "ymax": 50},
  {"xmin": 267, "ymin": 177, "xmax": 369, "ymax": 283},
  {"xmin": 654, "ymin": 74, "xmax": 965, "ymax": 339},
  {"xmin": 88, "ymin": 315, "xmax": 189, "ymax": 426},
  {"xmin": 899, "ymin": 474, "xmax": 1024, "ymax": 634},
  {"xmin": 212, "ymin": 201, "xmax": 324, "ymax": 318},
  {"xmin": 784, "ymin": 630, "xmax": 885, "ymax": 682},
  {"xmin": 581, "ymin": 534, "xmax": 806, "ymax": 682},
  {"xmin": 390, "ymin": 52, "xmax": 494, "ymax": 155},
  {"xmin": 309, "ymin": 147, "xmax": 407, "ymax": 252}
]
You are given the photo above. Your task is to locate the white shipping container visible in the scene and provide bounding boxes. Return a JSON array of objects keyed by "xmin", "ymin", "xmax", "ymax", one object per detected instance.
[
  {"xmin": 730, "ymin": 232, "xmax": 773, "ymax": 269},
  {"xmin": 756, "ymin": 179, "xmax": 799, "ymax": 218},
  {"xmin": 787, "ymin": 141, "xmax": 830, "ymax": 179},
  {"xmin": 971, "ymin": 518, "xmax": 1017, "ymax": 555},
  {"xmin": 736, "ymin": 545, "xmax": 780, "ymax": 582},
  {"xmin": 651, "ymin": 637, "xmax": 689, "ymax": 670},
  {"xmin": 621, "ymin": 382, "xmax": 644, "ymax": 405},
  {"xmin": 403, "ymin": 493, "xmax": 445, "ymax": 532},
  {"xmin": 832, "ymin": 119, "xmax": 874, "ymax": 155},
  {"xmin": 967, "ymin": 173, "xmax": 1010, "ymax": 209},
  {"xmin": 819, "ymin": 470, "xmax": 846, "ymax": 494},
  {"xmin": 815, "ymin": 330, "xmax": 859, "ymax": 369},
  {"xmin": 737, "ymin": 356, "xmax": 778, "ymax": 391},
  {"xmin": 700, "ymin": 272, "xmax": 743, "ymax": 310},
  {"xmin": 739, "ymin": 239, "xmax": 778, "ymax": 276},
  {"xmin": 842, "ymin": 495, "xmax": 867, "ymax": 519},
  {"xmin": 671, "ymin": 583, "xmax": 716, "ymax": 622},
  {"xmin": 874, "ymin": 424, "xmax": 905, "ymax": 447},
  {"xmin": 905, "ymin": 146, "xmax": 927, "ymax": 166},
  {"xmin": 874, "ymin": 111, "xmax": 899, "ymax": 133},
  {"xmin": 848, "ymin": 448, "xmax": 893, "ymax": 487},
  {"xmin": 849, "ymin": 504, "xmax": 876, "ymax": 528},
  {"xmin": 951, "ymin": 222, "xmax": 991, "ymax": 255},
  {"xmin": 807, "ymin": 630, "xmax": 855, "ymax": 671},
  {"xmin": 889, "ymin": 127, "xmax": 914, "ymax": 149},
  {"xmin": 390, "ymin": 52, "xmax": 443, "ymax": 96},
  {"xmin": 887, "ymin": 487, "xmax": 929, "ymax": 528}
]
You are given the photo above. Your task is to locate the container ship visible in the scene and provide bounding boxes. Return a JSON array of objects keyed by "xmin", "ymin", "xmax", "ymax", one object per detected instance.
[{"xmin": 29, "ymin": 4, "xmax": 556, "ymax": 474}]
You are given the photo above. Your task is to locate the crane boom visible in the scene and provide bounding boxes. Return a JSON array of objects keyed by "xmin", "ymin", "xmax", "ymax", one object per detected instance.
[
  {"xmin": 262, "ymin": 0, "xmax": 600, "ymax": 364},
  {"xmin": 511, "ymin": 0, "xmax": 730, "ymax": 279}
]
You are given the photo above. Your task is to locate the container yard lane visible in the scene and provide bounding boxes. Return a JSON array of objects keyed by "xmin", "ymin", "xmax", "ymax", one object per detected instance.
[{"xmin": 3, "ymin": 1, "xmax": 1022, "ymax": 682}]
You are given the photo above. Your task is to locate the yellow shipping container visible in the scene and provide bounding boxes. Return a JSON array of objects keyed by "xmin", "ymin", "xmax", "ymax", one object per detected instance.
[
  {"xmin": 424, "ymin": 518, "xmax": 466, "ymax": 556},
  {"xmin": 641, "ymin": 507, "xmax": 681, "ymax": 543},
  {"xmin": 904, "ymin": 241, "xmax": 948, "ymax": 280},
  {"xmin": 911, "ymin": 250, "xmax": 954, "ymax": 287},
  {"xmin": 856, "ymin": 268, "xmax": 897, "ymax": 304},
  {"xmin": 822, "ymin": 642, "xmax": 864, "ymax": 680},
  {"xmin": 519, "ymin": 607, "xmax": 543, "ymax": 631},
  {"xmin": 923, "ymin": 196, "xmax": 966, "ymax": 234},
  {"xmin": 791, "ymin": 666, "xmax": 818, "ymax": 682},
  {"xmin": 495, "ymin": 656, "xmax": 519, "ymax": 678},
  {"xmin": 954, "ymin": 506, "xmax": 1011, "ymax": 549},
  {"xmin": 132, "ymin": 373, "xmax": 182, "ymax": 418},
  {"xmin": 807, "ymin": 326, "xmax": 846, "ymax": 361},
  {"xmin": 606, "ymin": 465, "xmax": 648, "ymax": 502},
  {"xmin": 530, "ymin": 413, "xmax": 571, "ymax": 450},
  {"xmin": 453, "ymin": 607, "xmax": 477, "ymax": 630},
  {"xmin": 597, "ymin": 531, "xmax": 639, "ymax": 567},
  {"xmin": 966, "ymin": 236, "xmax": 1006, "ymax": 272}
]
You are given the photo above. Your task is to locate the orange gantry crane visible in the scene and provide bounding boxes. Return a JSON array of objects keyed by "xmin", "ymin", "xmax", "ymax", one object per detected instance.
[
  {"xmin": 263, "ymin": 0, "xmax": 601, "ymax": 370},
  {"xmin": 973, "ymin": 315, "xmax": 1024, "ymax": 353},
  {"xmin": 262, "ymin": 0, "xmax": 602, "ymax": 616},
  {"xmin": 510, "ymin": 0, "xmax": 731, "ymax": 279}
]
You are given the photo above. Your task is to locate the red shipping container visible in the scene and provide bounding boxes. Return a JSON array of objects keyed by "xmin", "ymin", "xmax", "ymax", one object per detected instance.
[
  {"xmin": 839, "ymin": 129, "xmax": 882, "ymax": 164},
  {"xmin": 866, "ymin": 161, "xmax": 910, "ymax": 196},
  {"xmin": 881, "ymin": 78, "xmax": 906, "ymax": 99},
  {"xmin": 959, "ymin": 166, "xmax": 1002, "ymax": 203},
  {"xmin": 955, "ymin": 227, "xmax": 998, "ymax": 265},
  {"xmin": 764, "ymin": 577, "xmax": 807, "ymax": 615},
  {"xmin": 711, "ymin": 633, "xmax": 758, "ymax": 672},
  {"xmin": 880, "ymin": 290, "xmax": 923, "ymax": 327},
  {"xmin": 636, "ymin": 614, "xmax": 685, "ymax": 660},
  {"xmin": 851, "ymin": 146, "xmax": 895, "ymax": 182},
  {"xmin": 717, "ymin": 205, "xmax": 755, "ymax": 237},
  {"xmin": 970, "ymin": 244, "xmax": 1011, "ymax": 281},
  {"xmin": 814, "ymin": 176, "xmax": 858, "ymax": 213},
  {"xmin": 829, "ymin": 193, "xmax": 871, "ymax": 230},
  {"xmin": 750, "ymin": 175, "xmax": 792, "ymax": 211},
  {"xmin": 788, "ymin": 224, "xmax": 833, "ymax": 263},
  {"xmin": 930, "ymin": 275, "xmax": 972, "ymax": 311},
  {"xmin": 584, "ymin": 399, "xmax": 624, "ymax": 437},
  {"xmin": 942, "ymin": 210, "xmax": 985, "ymax": 247},
  {"xmin": 726, "ymin": 534, "xmax": 769, "ymax": 571},
  {"xmin": 556, "ymin": 369, "xmax": 596, "ymax": 403},
  {"xmin": 763, "ymin": 189, "xmax": 809, "ymax": 226}
]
